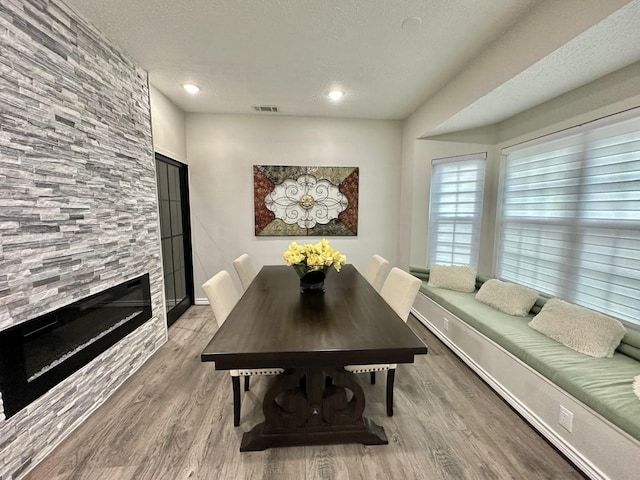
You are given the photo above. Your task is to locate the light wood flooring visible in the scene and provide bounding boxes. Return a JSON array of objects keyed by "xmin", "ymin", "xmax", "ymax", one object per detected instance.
[{"xmin": 24, "ymin": 306, "xmax": 585, "ymax": 480}]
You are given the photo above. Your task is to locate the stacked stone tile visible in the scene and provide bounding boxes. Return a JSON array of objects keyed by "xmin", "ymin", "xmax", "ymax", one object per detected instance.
[{"xmin": 0, "ymin": 1, "xmax": 166, "ymax": 478}]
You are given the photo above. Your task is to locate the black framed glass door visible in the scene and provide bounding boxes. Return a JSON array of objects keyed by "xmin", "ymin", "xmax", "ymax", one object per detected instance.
[{"xmin": 155, "ymin": 153, "xmax": 194, "ymax": 327}]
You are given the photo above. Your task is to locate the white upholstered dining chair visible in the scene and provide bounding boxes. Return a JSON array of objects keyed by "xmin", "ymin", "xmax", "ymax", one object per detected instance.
[
  {"xmin": 345, "ymin": 267, "xmax": 422, "ymax": 416},
  {"xmin": 233, "ymin": 253, "xmax": 257, "ymax": 291},
  {"xmin": 363, "ymin": 254, "xmax": 390, "ymax": 293},
  {"xmin": 202, "ymin": 270, "xmax": 283, "ymax": 426}
]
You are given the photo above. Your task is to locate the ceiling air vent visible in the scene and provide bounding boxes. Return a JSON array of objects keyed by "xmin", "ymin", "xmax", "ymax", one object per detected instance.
[{"xmin": 252, "ymin": 105, "xmax": 279, "ymax": 113}]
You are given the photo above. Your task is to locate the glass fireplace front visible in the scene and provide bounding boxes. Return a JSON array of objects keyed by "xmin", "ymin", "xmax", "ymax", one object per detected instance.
[{"xmin": 0, "ymin": 274, "xmax": 152, "ymax": 418}]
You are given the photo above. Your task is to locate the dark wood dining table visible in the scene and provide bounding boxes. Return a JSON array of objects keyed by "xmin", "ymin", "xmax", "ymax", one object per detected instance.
[{"xmin": 200, "ymin": 264, "xmax": 428, "ymax": 451}]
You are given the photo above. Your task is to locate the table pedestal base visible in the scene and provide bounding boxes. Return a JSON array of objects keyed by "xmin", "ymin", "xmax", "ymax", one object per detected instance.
[
  {"xmin": 240, "ymin": 367, "xmax": 388, "ymax": 451},
  {"xmin": 240, "ymin": 417, "xmax": 387, "ymax": 451}
]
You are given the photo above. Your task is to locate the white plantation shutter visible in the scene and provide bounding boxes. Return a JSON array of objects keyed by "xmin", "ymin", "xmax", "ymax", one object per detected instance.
[
  {"xmin": 498, "ymin": 110, "xmax": 640, "ymax": 326},
  {"xmin": 428, "ymin": 153, "xmax": 486, "ymax": 268}
]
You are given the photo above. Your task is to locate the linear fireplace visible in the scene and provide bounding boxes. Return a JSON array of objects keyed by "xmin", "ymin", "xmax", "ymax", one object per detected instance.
[{"xmin": 0, "ymin": 274, "xmax": 152, "ymax": 419}]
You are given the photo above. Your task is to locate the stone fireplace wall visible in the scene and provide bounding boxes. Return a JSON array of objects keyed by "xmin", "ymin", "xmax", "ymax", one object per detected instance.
[{"xmin": 0, "ymin": 1, "xmax": 166, "ymax": 478}]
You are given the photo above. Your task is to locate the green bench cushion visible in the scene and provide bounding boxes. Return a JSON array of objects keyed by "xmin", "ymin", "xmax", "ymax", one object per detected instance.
[
  {"xmin": 418, "ymin": 282, "xmax": 640, "ymax": 441},
  {"xmin": 620, "ymin": 330, "xmax": 640, "ymax": 362}
]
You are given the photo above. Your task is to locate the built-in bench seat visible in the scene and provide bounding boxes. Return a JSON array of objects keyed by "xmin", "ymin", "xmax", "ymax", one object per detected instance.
[{"xmin": 409, "ymin": 266, "xmax": 640, "ymax": 480}]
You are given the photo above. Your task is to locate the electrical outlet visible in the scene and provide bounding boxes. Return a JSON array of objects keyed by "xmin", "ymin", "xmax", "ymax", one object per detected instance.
[
  {"xmin": 559, "ymin": 406, "xmax": 573, "ymax": 432},
  {"xmin": 443, "ymin": 317, "xmax": 450, "ymax": 332}
]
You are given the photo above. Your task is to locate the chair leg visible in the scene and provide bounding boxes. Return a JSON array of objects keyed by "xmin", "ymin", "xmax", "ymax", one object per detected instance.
[
  {"xmin": 370, "ymin": 372, "xmax": 376, "ymax": 384},
  {"xmin": 386, "ymin": 369, "xmax": 396, "ymax": 417},
  {"xmin": 232, "ymin": 376, "xmax": 241, "ymax": 426},
  {"xmin": 244, "ymin": 376, "xmax": 250, "ymax": 391}
]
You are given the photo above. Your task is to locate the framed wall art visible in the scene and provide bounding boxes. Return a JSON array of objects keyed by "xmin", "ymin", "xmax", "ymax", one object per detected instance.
[{"xmin": 254, "ymin": 165, "xmax": 359, "ymax": 236}]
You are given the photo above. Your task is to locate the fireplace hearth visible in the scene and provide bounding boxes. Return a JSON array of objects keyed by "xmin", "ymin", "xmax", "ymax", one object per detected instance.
[{"xmin": 0, "ymin": 274, "xmax": 152, "ymax": 419}]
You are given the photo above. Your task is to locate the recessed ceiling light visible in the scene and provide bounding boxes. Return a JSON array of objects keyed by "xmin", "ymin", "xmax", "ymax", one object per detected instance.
[
  {"xmin": 182, "ymin": 83, "xmax": 200, "ymax": 94},
  {"xmin": 328, "ymin": 90, "xmax": 345, "ymax": 101}
]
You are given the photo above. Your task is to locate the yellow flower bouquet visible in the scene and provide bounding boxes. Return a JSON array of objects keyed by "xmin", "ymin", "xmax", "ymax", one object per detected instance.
[{"xmin": 283, "ymin": 239, "xmax": 346, "ymax": 292}]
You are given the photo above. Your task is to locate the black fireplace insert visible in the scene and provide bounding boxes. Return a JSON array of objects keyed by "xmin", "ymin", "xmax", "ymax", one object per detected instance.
[{"xmin": 0, "ymin": 274, "xmax": 152, "ymax": 418}]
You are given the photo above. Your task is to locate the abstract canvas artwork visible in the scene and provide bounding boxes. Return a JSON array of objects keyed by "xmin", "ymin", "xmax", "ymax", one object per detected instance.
[{"xmin": 254, "ymin": 165, "xmax": 359, "ymax": 236}]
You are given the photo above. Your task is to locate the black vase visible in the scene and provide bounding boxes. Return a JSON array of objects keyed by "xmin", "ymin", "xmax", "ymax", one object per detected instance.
[{"xmin": 299, "ymin": 270, "xmax": 326, "ymax": 293}]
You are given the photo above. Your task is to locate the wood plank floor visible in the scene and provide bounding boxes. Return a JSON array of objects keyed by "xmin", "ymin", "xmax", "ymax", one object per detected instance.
[{"xmin": 24, "ymin": 306, "xmax": 585, "ymax": 480}]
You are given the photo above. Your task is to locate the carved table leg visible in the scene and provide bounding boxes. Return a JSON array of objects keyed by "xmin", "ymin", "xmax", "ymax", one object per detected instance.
[{"xmin": 240, "ymin": 367, "xmax": 388, "ymax": 451}]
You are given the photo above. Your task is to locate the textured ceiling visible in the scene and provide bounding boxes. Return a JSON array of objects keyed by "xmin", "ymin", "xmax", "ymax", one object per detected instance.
[
  {"xmin": 430, "ymin": 0, "xmax": 640, "ymax": 135},
  {"xmin": 62, "ymin": 0, "xmax": 640, "ymax": 131}
]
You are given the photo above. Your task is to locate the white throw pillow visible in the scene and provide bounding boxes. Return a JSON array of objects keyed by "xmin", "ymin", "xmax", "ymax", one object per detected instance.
[
  {"xmin": 428, "ymin": 264, "xmax": 476, "ymax": 293},
  {"xmin": 475, "ymin": 279, "xmax": 538, "ymax": 316},
  {"xmin": 529, "ymin": 298, "xmax": 626, "ymax": 358}
]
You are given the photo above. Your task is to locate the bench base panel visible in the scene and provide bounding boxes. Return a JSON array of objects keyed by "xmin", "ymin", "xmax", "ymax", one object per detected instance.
[{"xmin": 412, "ymin": 292, "xmax": 640, "ymax": 480}]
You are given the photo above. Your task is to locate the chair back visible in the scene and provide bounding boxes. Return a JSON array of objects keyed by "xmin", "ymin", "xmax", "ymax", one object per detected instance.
[
  {"xmin": 380, "ymin": 267, "xmax": 421, "ymax": 322},
  {"xmin": 233, "ymin": 254, "xmax": 257, "ymax": 291},
  {"xmin": 202, "ymin": 270, "xmax": 240, "ymax": 327},
  {"xmin": 363, "ymin": 254, "xmax": 390, "ymax": 293}
]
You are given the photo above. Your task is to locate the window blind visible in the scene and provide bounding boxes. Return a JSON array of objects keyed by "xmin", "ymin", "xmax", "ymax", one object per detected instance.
[
  {"xmin": 497, "ymin": 111, "xmax": 640, "ymax": 326},
  {"xmin": 428, "ymin": 153, "xmax": 486, "ymax": 268}
]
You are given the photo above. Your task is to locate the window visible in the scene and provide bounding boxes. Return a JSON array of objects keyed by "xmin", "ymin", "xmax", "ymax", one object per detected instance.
[
  {"xmin": 428, "ymin": 153, "xmax": 486, "ymax": 268},
  {"xmin": 497, "ymin": 110, "xmax": 640, "ymax": 326}
]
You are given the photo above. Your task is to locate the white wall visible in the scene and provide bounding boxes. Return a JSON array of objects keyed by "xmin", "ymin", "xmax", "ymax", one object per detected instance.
[
  {"xmin": 186, "ymin": 113, "xmax": 402, "ymax": 300},
  {"xmin": 149, "ymin": 85, "xmax": 187, "ymax": 163}
]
